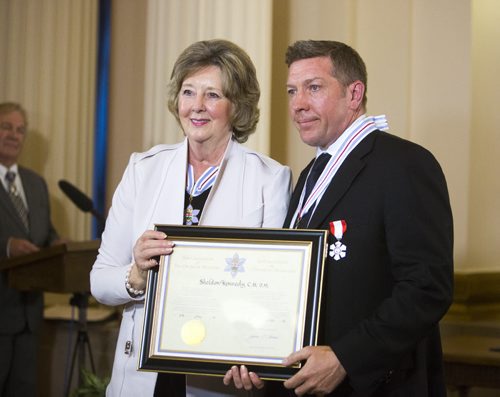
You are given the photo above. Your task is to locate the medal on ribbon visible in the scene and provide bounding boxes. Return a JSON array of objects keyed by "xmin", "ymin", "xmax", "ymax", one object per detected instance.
[
  {"xmin": 184, "ymin": 164, "xmax": 218, "ymax": 225},
  {"xmin": 329, "ymin": 220, "xmax": 347, "ymax": 261},
  {"xmin": 184, "ymin": 204, "xmax": 200, "ymax": 226}
]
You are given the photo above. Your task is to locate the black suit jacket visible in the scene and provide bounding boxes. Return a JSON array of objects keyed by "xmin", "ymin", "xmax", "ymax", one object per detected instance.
[
  {"xmin": 0, "ymin": 166, "xmax": 59, "ymax": 334},
  {"xmin": 279, "ymin": 131, "xmax": 453, "ymax": 397}
]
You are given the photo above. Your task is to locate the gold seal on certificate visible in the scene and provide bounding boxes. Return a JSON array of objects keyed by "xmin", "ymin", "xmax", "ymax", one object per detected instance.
[{"xmin": 181, "ymin": 318, "xmax": 206, "ymax": 346}]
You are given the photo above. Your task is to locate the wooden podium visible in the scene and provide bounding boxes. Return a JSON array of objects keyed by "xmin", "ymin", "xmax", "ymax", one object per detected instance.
[
  {"xmin": 0, "ymin": 240, "xmax": 102, "ymax": 396},
  {"xmin": 0, "ymin": 240, "xmax": 100, "ymax": 293}
]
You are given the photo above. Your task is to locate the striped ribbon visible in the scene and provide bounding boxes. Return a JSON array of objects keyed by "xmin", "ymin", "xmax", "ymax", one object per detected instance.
[{"xmin": 186, "ymin": 164, "xmax": 220, "ymax": 197}]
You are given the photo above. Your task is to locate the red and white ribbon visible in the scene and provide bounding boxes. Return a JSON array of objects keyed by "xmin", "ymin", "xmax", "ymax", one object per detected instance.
[
  {"xmin": 329, "ymin": 219, "xmax": 347, "ymax": 260},
  {"xmin": 329, "ymin": 220, "xmax": 347, "ymax": 240}
]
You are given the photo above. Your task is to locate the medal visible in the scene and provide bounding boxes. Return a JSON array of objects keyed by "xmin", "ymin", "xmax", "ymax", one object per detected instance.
[
  {"xmin": 184, "ymin": 204, "xmax": 193, "ymax": 225},
  {"xmin": 184, "ymin": 203, "xmax": 200, "ymax": 225},
  {"xmin": 329, "ymin": 220, "xmax": 347, "ymax": 260},
  {"xmin": 330, "ymin": 241, "xmax": 347, "ymax": 260},
  {"xmin": 184, "ymin": 164, "xmax": 219, "ymax": 225}
]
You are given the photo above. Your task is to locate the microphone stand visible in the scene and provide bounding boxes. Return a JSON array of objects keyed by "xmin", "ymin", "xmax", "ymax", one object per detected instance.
[
  {"xmin": 59, "ymin": 180, "xmax": 105, "ymax": 396},
  {"xmin": 63, "ymin": 291, "xmax": 96, "ymax": 397}
]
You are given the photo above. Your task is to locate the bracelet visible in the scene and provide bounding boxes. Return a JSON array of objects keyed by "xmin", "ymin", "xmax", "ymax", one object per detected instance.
[{"xmin": 125, "ymin": 264, "xmax": 145, "ymax": 296}]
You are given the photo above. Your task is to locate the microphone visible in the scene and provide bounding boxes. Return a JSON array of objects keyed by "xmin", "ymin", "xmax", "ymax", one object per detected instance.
[{"xmin": 58, "ymin": 180, "xmax": 106, "ymax": 226}]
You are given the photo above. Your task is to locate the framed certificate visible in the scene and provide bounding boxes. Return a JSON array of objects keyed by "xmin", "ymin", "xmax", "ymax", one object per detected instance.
[{"xmin": 138, "ymin": 225, "xmax": 328, "ymax": 380}]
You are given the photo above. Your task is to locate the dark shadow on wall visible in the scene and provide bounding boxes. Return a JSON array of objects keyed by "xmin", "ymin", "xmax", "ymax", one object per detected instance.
[{"xmin": 20, "ymin": 128, "xmax": 49, "ymax": 174}]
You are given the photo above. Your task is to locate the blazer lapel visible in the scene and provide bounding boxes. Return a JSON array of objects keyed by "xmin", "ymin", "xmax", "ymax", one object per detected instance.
[
  {"xmin": 19, "ymin": 168, "xmax": 35, "ymax": 231},
  {"xmin": 307, "ymin": 133, "xmax": 377, "ymax": 228},
  {"xmin": 148, "ymin": 141, "xmax": 187, "ymax": 228}
]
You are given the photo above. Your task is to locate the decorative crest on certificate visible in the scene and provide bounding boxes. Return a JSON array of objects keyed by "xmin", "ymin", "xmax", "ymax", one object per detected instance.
[{"xmin": 224, "ymin": 252, "xmax": 246, "ymax": 277}]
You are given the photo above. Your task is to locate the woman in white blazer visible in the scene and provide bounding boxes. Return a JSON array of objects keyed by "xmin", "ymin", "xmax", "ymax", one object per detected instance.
[{"xmin": 90, "ymin": 39, "xmax": 292, "ymax": 397}]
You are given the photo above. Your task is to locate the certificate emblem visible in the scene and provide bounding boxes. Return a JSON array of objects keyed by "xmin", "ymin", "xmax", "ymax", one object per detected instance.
[{"xmin": 224, "ymin": 252, "xmax": 246, "ymax": 277}]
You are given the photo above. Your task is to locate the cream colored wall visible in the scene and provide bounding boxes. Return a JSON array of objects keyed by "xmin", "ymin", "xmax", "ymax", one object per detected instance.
[
  {"xmin": 408, "ymin": 1, "xmax": 471, "ymax": 265},
  {"xmin": 107, "ymin": 0, "xmax": 147, "ymax": 205},
  {"xmin": 106, "ymin": 0, "xmax": 500, "ymax": 271},
  {"xmin": 468, "ymin": 0, "xmax": 500, "ymax": 270}
]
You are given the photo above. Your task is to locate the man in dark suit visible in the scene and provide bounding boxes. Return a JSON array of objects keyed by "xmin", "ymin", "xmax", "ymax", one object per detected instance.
[
  {"xmin": 225, "ymin": 41, "xmax": 453, "ymax": 396},
  {"xmin": 0, "ymin": 102, "xmax": 62, "ymax": 396}
]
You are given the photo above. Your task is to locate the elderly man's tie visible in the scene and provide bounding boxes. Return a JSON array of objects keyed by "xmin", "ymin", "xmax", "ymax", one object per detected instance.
[{"xmin": 5, "ymin": 171, "xmax": 29, "ymax": 230}]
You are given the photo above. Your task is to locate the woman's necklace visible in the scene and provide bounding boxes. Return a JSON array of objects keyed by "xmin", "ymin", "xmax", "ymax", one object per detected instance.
[{"xmin": 184, "ymin": 164, "xmax": 220, "ymax": 225}]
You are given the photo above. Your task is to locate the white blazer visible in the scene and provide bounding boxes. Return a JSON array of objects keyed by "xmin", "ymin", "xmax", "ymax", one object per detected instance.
[{"xmin": 90, "ymin": 138, "xmax": 292, "ymax": 396}]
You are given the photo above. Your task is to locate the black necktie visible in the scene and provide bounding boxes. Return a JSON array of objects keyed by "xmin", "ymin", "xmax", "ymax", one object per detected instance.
[
  {"xmin": 303, "ymin": 153, "xmax": 331, "ymax": 203},
  {"xmin": 5, "ymin": 171, "xmax": 29, "ymax": 230},
  {"xmin": 297, "ymin": 152, "xmax": 331, "ymax": 227}
]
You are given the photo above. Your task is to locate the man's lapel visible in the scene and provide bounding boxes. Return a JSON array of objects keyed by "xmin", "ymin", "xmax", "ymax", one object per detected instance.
[{"xmin": 19, "ymin": 167, "xmax": 35, "ymax": 232}]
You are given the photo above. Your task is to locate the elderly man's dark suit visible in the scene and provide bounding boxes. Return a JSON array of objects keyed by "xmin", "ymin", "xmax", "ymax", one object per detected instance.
[
  {"xmin": 0, "ymin": 166, "xmax": 59, "ymax": 394},
  {"xmin": 271, "ymin": 131, "xmax": 453, "ymax": 397}
]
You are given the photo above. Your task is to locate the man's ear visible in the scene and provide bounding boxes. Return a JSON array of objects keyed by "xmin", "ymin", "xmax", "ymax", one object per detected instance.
[{"xmin": 348, "ymin": 81, "xmax": 365, "ymax": 109}]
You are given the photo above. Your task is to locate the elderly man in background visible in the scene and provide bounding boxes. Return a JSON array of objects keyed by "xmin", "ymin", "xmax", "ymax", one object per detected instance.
[{"xmin": 0, "ymin": 102, "xmax": 62, "ymax": 396}]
